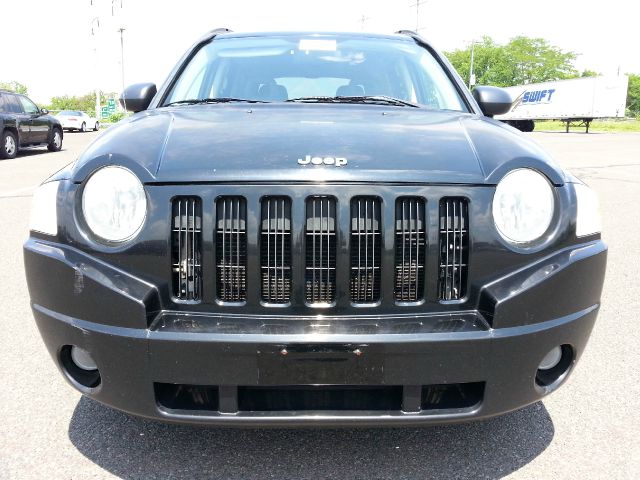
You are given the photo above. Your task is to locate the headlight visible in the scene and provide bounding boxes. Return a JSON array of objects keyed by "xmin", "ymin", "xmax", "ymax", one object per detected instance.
[
  {"xmin": 82, "ymin": 166, "xmax": 146, "ymax": 242},
  {"xmin": 574, "ymin": 183, "xmax": 602, "ymax": 237},
  {"xmin": 30, "ymin": 181, "xmax": 59, "ymax": 235},
  {"xmin": 492, "ymin": 168, "xmax": 555, "ymax": 244}
]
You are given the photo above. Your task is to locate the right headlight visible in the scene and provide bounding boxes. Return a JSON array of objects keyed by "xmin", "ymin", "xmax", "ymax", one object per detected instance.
[
  {"xmin": 82, "ymin": 166, "xmax": 147, "ymax": 243},
  {"xmin": 574, "ymin": 183, "xmax": 602, "ymax": 237},
  {"xmin": 492, "ymin": 168, "xmax": 555, "ymax": 244}
]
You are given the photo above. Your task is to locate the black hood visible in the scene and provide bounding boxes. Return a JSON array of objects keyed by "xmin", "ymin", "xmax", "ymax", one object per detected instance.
[{"xmin": 71, "ymin": 104, "xmax": 565, "ymax": 185}]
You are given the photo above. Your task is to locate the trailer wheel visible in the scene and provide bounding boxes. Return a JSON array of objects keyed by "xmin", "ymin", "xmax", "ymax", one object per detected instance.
[
  {"xmin": 504, "ymin": 120, "xmax": 534, "ymax": 132},
  {"xmin": 522, "ymin": 120, "xmax": 535, "ymax": 132}
]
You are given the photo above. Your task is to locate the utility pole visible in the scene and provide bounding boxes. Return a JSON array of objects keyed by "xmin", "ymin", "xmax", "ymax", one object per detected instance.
[
  {"xmin": 409, "ymin": 0, "xmax": 427, "ymax": 32},
  {"xmin": 359, "ymin": 14, "xmax": 371, "ymax": 31},
  {"xmin": 111, "ymin": 0, "xmax": 122, "ymax": 16}
]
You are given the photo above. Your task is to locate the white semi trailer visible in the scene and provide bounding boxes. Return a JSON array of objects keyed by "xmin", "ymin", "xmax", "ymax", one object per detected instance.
[{"xmin": 494, "ymin": 75, "xmax": 629, "ymax": 132}]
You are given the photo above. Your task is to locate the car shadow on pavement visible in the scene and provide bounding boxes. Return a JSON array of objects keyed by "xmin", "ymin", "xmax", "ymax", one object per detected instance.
[
  {"xmin": 13, "ymin": 148, "xmax": 62, "ymax": 158},
  {"xmin": 68, "ymin": 397, "xmax": 554, "ymax": 480}
]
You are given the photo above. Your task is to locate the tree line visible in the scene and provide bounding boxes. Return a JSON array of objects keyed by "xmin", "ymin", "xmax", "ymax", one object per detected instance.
[
  {"xmin": 443, "ymin": 36, "xmax": 639, "ymax": 117},
  {"xmin": 0, "ymin": 83, "xmax": 123, "ymax": 121},
  {"xmin": 2, "ymin": 36, "xmax": 640, "ymax": 118},
  {"xmin": 445, "ymin": 36, "xmax": 580, "ymax": 86}
]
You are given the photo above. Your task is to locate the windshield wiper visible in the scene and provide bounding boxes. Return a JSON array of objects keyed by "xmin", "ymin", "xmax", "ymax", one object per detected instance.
[
  {"xmin": 286, "ymin": 95, "xmax": 420, "ymax": 108},
  {"xmin": 165, "ymin": 97, "xmax": 270, "ymax": 106}
]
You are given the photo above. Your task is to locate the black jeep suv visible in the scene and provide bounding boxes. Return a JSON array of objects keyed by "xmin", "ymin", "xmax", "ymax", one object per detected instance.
[
  {"xmin": 24, "ymin": 30, "xmax": 606, "ymax": 426},
  {"xmin": 0, "ymin": 90, "xmax": 63, "ymax": 159}
]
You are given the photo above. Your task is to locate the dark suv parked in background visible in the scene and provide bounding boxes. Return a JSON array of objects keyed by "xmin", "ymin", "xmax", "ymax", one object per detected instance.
[{"xmin": 0, "ymin": 90, "xmax": 63, "ymax": 159}]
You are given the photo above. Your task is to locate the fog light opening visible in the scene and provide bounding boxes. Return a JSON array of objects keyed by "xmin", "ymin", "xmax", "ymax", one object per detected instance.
[
  {"xmin": 60, "ymin": 345, "xmax": 101, "ymax": 390},
  {"xmin": 70, "ymin": 346, "xmax": 98, "ymax": 371},
  {"xmin": 538, "ymin": 346, "xmax": 562, "ymax": 371},
  {"xmin": 536, "ymin": 344, "xmax": 574, "ymax": 390}
]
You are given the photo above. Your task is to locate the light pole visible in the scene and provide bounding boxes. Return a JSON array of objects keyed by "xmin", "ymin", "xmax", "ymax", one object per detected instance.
[
  {"xmin": 118, "ymin": 27, "xmax": 126, "ymax": 93},
  {"xmin": 468, "ymin": 40, "xmax": 479, "ymax": 89},
  {"xmin": 91, "ymin": 16, "xmax": 101, "ymax": 118},
  {"xmin": 112, "ymin": 1, "xmax": 125, "ymax": 111}
]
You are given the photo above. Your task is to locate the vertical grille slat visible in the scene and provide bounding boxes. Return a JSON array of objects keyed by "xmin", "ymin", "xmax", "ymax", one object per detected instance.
[
  {"xmin": 305, "ymin": 196, "xmax": 336, "ymax": 305},
  {"xmin": 171, "ymin": 197, "xmax": 202, "ymax": 301},
  {"xmin": 439, "ymin": 198, "xmax": 469, "ymax": 301},
  {"xmin": 350, "ymin": 197, "xmax": 382, "ymax": 303},
  {"xmin": 261, "ymin": 197, "xmax": 292, "ymax": 303},
  {"xmin": 394, "ymin": 197, "xmax": 426, "ymax": 302},
  {"xmin": 216, "ymin": 197, "xmax": 247, "ymax": 302}
]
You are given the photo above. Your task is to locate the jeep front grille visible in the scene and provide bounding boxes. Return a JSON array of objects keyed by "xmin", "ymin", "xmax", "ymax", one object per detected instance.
[
  {"xmin": 216, "ymin": 196, "xmax": 247, "ymax": 302},
  {"xmin": 171, "ymin": 197, "xmax": 202, "ymax": 301},
  {"xmin": 394, "ymin": 197, "xmax": 426, "ymax": 302},
  {"xmin": 305, "ymin": 196, "xmax": 337, "ymax": 305},
  {"xmin": 167, "ymin": 190, "xmax": 472, "ymax": 308},
  {"xmin": 261, "ymin": 197, "xmax": 292, "ymax": 304},
  {"xmin": 350, "ymin": 197, "xmax": 382, "ymax": 303},
  {"xmin": 438, "ymin": 198, "xmax": 469, "ymax": 300}
]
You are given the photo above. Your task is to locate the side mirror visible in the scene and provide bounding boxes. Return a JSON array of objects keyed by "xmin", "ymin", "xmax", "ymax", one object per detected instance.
[
  {"xmin": 119, "ymin": 83, "xmax": 157, "ymax": 112},
  {"xmin": 472, "ymin": 86, "xmax": 512, "ymax": 117},
  {"xmin": 40, "ymin": 108, "xmax": 49, "ymax": 115}
]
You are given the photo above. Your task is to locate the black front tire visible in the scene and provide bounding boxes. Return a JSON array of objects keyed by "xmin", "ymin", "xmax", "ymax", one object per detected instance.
[
  {"xmin": 94, "ymin": 122, "xmax": 100, "ymax": 131},
  {"xmin": 0, "ymin": 130, "xmax": 18, "ymax": 159},
  {"xmin": 47, "ymin": 128, "xmax": 62, "ymax": 152}
]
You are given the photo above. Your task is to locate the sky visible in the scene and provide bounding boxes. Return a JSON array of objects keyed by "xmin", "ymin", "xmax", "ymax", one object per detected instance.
[{"xmin": 2, "ymin": 0, "xmax": 636, "ymax": 104}]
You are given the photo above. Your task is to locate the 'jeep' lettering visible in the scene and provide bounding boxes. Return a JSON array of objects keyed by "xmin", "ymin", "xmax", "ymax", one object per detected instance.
[{"xmin": 298, "ymin": 155, "xmax": 347, "ymax": 166}]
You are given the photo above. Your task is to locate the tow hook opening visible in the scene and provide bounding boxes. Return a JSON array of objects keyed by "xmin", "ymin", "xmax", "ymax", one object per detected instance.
[
  {"xmin": 536, "ymin": 344, "xmax": 574, "ymax": 391},
  {"xmin": 60, "ymin": 345, "xmax": 101, "ymax": 390}
]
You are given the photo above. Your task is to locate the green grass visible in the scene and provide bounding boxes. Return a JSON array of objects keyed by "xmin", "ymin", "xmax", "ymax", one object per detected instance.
[{"xmin": 535, "ymin": 119, "xmax": 640, "ymax": 132}]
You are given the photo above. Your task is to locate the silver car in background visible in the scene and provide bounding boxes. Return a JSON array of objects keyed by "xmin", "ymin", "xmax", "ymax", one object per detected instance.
[{"xmin": 55, "ymin": 110, "xmax": 99, "ymax": 132}]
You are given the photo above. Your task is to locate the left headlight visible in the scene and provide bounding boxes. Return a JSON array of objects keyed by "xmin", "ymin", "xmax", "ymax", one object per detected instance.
[
  {"xmin": 30, "ymin": 181, "xmax": 59, "ymax": 236},
  {"xmin": 82, "ymin": 166, "xmax": 147, "ymax": 243},
  {"xmin": 492, "ymin": 168, "xmax": 555, "ymax": 244}
]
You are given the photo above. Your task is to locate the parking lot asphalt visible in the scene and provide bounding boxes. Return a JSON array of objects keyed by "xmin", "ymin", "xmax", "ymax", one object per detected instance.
[{"xmin": 1, "ymin": 130, "xmax": 638, "ymax": 479}]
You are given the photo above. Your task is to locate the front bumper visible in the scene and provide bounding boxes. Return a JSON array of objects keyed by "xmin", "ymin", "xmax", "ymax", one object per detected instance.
[{"xmin": 24, "ymin": 238, "xmax": 606, "ymax": 426}]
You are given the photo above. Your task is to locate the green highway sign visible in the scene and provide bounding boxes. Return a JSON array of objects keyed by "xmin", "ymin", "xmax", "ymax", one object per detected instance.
[
  {"xmin": 101, "ymin": 106, "xmax": 109, "ymax": 119},
  {"xmin": 105, "ymin": 98, "xmax": 117, "ymax": 114}
]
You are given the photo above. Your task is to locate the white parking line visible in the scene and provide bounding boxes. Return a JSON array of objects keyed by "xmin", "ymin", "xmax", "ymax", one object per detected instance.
[{"xmin": 0, "ymin": 185, "xmax": 37, "ymax": 198}]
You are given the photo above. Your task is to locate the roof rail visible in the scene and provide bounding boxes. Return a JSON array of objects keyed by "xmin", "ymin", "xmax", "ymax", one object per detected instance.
[
  {"xmin": 209, "ymin": 28, "xmax": 232, "ymax": 35},
  {"xmin": 395, "ymin": 30, "xmax": 428, "ymax": 45},
  {"xmin": 395, "ymin": 30, "xmax": 419, "ymax": 37}
]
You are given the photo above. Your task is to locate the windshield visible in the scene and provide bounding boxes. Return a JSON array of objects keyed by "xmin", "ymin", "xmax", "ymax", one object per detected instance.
[
  {"xmin": 58, "ymin": 111, "xmax": 81, "ymax": 116},
  {"xmin": 163, "ymin": 34, "xmax": 467, "ymax": 111}
]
